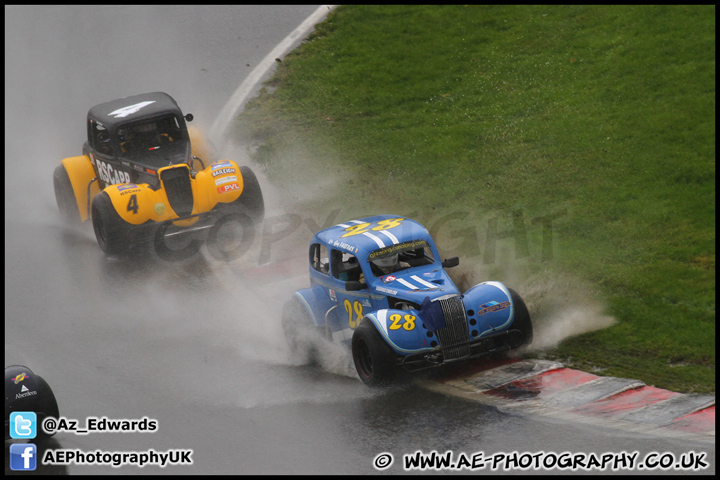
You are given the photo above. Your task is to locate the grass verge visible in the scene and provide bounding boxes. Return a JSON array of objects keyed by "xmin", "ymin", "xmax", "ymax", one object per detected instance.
[{"xmin": 234, "ymin": 5, "xmax": 715, "ymax": 393}]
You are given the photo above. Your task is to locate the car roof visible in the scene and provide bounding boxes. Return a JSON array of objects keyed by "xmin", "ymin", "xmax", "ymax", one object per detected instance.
[
  {"xmin": 313, "ymin": 215, "xmax": 434, "ymax": 257},
  {"xmin": 87, "ymin": 92, "xmax": 183, "ymax": 130}
]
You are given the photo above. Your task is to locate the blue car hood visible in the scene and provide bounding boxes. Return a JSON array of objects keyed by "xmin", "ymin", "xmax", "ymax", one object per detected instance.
[{"xmin": 370, "ymin": 265, "xmax": 459, "ymax": 302}]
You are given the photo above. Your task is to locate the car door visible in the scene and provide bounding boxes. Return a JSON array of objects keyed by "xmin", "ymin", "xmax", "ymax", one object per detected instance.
[{"xmin": 329, "ymin": 249, "xmax": 378, "ymax": 344}]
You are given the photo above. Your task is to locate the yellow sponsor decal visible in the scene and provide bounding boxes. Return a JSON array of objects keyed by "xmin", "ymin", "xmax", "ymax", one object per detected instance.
[{"xmin": 154, "ymin": 203, "xmax": 166, "ymax": 216}]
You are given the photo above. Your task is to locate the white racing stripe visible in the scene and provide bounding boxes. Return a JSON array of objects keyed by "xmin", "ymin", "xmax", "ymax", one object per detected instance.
[
  {"xmin": 362, "ymin": 231, "xmax": 386, "ymax": 248},
  {"xmin": 411, "ymin": 275, "xmax": 437, "ymax": 289},
  {"xmin": 375, "ymin": 311, "xmax": 389, "ymax": 337},
  {"xmin": 379, "ymin": 229, "xmax": 399, "ymax": 244},
  {"xmin": 396, "ymin": 278, "xmax": 418, "ymax": 290}
]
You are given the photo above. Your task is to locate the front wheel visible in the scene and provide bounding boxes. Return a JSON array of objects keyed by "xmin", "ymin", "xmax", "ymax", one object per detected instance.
[
  {"xmin": 235, "ymin": 166, "xmax": 265, "ymax": 223},
  {"xmin": 352, "ymin": 319, "xmax": 398, "ymax": 387},
  {"xmin": 91, "ymin": 192, "xmax": 130, "ymax": 256},
  {"xmin": 509, "ymin": 288, "xmax": 533, "ymax": 348}
]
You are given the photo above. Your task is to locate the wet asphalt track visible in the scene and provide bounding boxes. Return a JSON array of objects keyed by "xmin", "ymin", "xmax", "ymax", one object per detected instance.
[{"xmin": 4, "ymin": 5, "xmax": 714, "ymax": 474}]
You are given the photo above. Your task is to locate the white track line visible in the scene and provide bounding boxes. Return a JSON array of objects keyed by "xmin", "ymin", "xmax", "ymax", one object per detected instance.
[{"xmin": 210, "ymin": 5, "xmax": 337, "ymax": 145}]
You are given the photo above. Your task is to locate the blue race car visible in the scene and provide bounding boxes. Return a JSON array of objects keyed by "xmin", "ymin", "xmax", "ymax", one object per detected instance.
[{"xmin": 282, "ymin": 215, "xmax": 533, "ymax": 386}]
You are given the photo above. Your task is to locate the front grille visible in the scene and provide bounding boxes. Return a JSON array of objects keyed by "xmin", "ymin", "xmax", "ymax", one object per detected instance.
[
  {"xmin": 434, "ymin": 296, "xmax": 470, "ymax": 360},
  {"xmin": 160, "ymin": 166, "xmax": 193, "ymax": 216}
]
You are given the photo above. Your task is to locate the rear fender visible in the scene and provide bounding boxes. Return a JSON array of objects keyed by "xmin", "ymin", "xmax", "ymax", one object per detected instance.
[
  {"xmin": 462, "ymin": 281, "xmax": 515, "ymax": 336},
  {"xmin": 61, "ymin": 155, "xmax": 100, "ymax": 222},
  {"xmin": 292, "ymin": 288, "xmax": 335, "ymax": 329}
]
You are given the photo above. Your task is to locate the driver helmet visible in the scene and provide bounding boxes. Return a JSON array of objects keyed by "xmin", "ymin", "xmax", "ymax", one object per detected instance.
[{"xmin": 372, "ymin": 253, "xmax": 398, "ymax": 270}]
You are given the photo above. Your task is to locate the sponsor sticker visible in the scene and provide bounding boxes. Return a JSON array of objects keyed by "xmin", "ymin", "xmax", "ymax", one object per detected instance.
[
  {"xmin": 211, "ymin": 161, "xmax": 233, "ymax": 170},
  {"xmin": 217, "ymin": 183, "xmax": 239, "ymax": 194},
  {"xmin": 215, "ymin": 175, "xmax": 238, "ymax": 186},
  {"xmin": 376, "ymin": 286, "xmax": 398, "ymax": 295},
  {"xmin": 96, "ymin": 159, "xmax": 130, "ymax": 185},
  {"xmin": 11, "ymin": 372, "xmax": 29, "ymax": 384},
  {"xmin": 154, "ymin": 203, "xmax": 166, "ymax": 216},
  {"xmin": 212, "ymin": 167, "xmax": 236, "ymax": 177},
  {"xmin": 477, "ymin": 300, "xmax": 511, "ymax": 316}
]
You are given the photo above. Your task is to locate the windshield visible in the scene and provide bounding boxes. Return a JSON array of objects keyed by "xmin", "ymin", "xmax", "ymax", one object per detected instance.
[
  {"xmin": 117, "ymin": 115, "xmax": 185, "ymax": 154},
  {"xmin": 367, "ymin": 240, "xmax": 435, "ymax": 277}
]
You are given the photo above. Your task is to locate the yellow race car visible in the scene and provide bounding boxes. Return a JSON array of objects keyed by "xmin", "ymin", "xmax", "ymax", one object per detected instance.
[{"xmin": 53, "ymin": 92, "xmax": 264, "ymax": 258}]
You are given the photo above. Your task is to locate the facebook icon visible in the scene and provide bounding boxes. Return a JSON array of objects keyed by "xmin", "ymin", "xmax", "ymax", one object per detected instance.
[{"xmin": 10, "ymin": 443, "xmax": 37, "ymax": 471}]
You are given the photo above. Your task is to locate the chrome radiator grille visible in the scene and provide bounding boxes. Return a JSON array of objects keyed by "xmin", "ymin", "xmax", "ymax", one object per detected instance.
[{"xmin": 434, "ymin": 296, "xmax": 470, "ymax": 360}]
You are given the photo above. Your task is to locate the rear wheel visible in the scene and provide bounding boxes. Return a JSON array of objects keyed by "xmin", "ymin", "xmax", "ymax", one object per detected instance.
[
  {"xmin": 509, "ymin": 288, "xmax": 533, "ymax": 348},
  {"xmin": 352, "ymin": 319, "xmax": 398, "ymax": 387},
  {"xmin": 53, "ymin": 164, "xmax": 81, "ymax": 224},
  {"xmin": 91, "ymin": 192, "xmax": 130, "ymax": 256},
  {"xmin": 282, "ymin": 298, "xmax": 322, "ymax": 365}
]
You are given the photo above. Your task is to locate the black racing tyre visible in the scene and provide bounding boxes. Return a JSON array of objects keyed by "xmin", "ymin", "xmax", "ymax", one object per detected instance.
[
  {"xmin": 236, "ymin": 166, "xmax": 265, "ymax": 223},
  {"xmin": 36, "ymin": 375, "xmax": 59, "ymax": 438},
  {"xmin": 91, "ymin": 192, "xmax": 130, "ymax": 256},
  {"xmin": 282, "ymin": 297, "xmax": 321, "ymax": 365},
  {"xmin": 509, "ymin": 288, "xmax": 533, "ymax": 348},
  {"xmin": 352, "ymin": 319, "xmax": 398, "ymax": 387},
  {"xmin": 53, "ymin": 164, "xmax": 81, "ymax": 224}
]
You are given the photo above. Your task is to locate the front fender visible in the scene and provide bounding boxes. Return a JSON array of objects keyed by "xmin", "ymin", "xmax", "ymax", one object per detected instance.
[
  {"xmin": 102, "ymin": 160, "xmax": 248, "ymax": 225},
  {"xmin": 103, "ymin": 183, "xmax": 174, "ymax": 225},
  {"xmin": 61, "ymin": 155, "xmax": 100, "ymax": 222},
  {"xmin": 194, "ymin": 160, "xmax": 245, "ymax": 210},
  {"xmin": 364, "ymin": 309, "xmax": 431, "ymax": 355},
  {"xmin": 462, "ymin": 281, "xmax": 515, "ymax": 337}
]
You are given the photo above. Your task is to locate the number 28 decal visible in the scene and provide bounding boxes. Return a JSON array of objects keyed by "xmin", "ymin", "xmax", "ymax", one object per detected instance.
[
  {"xmin": 341, "ymin": 218, "xmax": 405, "ymax": 238},
  {"xmin": 344, "ymin": 299, "xmax": 363, "ymax": 329},
  {"xmin": 344, "ymin": 300, "xmax": 417, "ymax": 332},
  {"xmin": 389, "ymin": 313, "xmax": 416, "ymax": 331}
]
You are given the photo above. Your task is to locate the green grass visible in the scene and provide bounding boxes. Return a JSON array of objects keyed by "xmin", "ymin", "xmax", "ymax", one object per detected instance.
[{"xmin": 234, "ymin": 5, "xmax": 715, "ymax": 393}]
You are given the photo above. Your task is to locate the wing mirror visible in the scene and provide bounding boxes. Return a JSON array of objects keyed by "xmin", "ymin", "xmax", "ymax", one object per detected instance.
[
  {"xmin": 184, "ymin": 113, "xmax": 194, "ymax": 122},
  {"xmin": 442, "ymin": 257, "xmax": 459, "ymax": 268}
]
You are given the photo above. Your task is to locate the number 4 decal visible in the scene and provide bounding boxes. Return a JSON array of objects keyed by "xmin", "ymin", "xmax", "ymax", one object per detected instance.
[{"xmin": 126, "ymin": 194, "xmax": 139, "ymax": 214}]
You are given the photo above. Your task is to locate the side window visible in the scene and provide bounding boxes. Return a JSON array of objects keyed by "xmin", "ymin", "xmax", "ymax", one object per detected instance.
[
  {"xmin": 310, "ymin": 244, "xmax": 329, "ymax": 275},
  {"xmin": 332, "ymin": 250, "xmax": 363, "ymax": 283}
]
